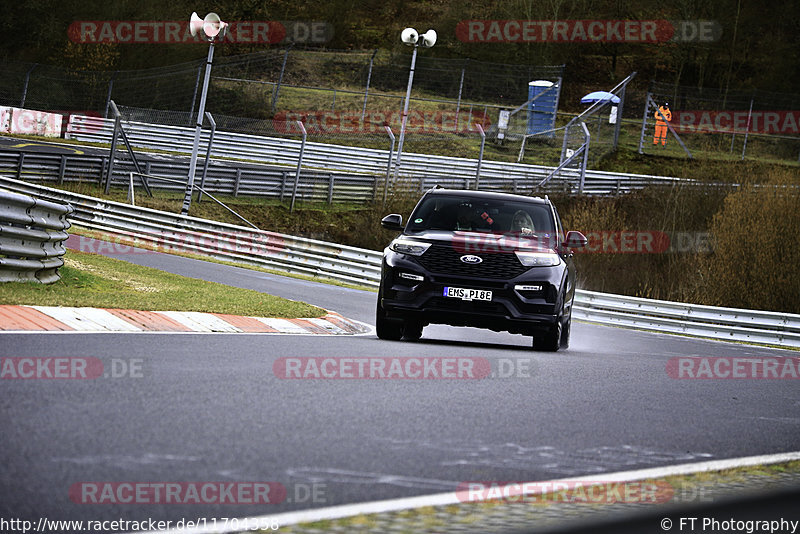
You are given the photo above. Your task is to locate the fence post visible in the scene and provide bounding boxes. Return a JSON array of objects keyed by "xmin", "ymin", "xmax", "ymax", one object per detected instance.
[
  {"xmin": 272, "ymin": 45, "xmax": 293, "ymax": 113},
  {"xmin": 384, "ymin": 125, "xmax": 395, "ymax": 204},
  {"xmin": 475, "ymin": 123, "xmax": 485, "ymax": 190},
  {"xmin": 104, "ymin": 72, "xmax": 118, "ymax": 119},
  {"xmin": 454, "ymin": 60, "xmax": 467, "ymax": 133},
  {"xmin": 290, "ymin": 120, "xmax": 307, "ymax": 213},
  {"xmin": 741, "ymin": 98, "xmax": 754, "ymax": 160},
  {"xmin": 637, "ymin": 91, "xmax": 652, "ymax": 154},
  {"xmin": 579, "ymin": 122, "xmax": 590, "ymax": 194},
  {"xmin": 105, "ymin": 116, "xmax": 120, "ymax": 193},
  {"xmin": 361, "ymin": 49, "xmax": 378, "ymax": 122},
  {"xmin": 19, "ymin": 64, "xmax": 37, "ymax": 108}
]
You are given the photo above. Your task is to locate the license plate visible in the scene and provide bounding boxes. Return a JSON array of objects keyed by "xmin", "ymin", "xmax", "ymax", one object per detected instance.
[{"xmin": 443, "ymin": 287, "xmax": 492, "ymax": 301}]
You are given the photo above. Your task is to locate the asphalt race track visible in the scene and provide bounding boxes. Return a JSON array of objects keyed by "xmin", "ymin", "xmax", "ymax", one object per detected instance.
[{"xmin": 1, "ymin": 239, "xmax": 799, "ymax": 525}]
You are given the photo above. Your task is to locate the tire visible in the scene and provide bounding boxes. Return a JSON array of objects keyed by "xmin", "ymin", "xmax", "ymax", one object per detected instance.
[
  {"xmin": 532, "ymin": 291, "xmax": 568, "ymax": 352},
  {"xmin": 560, "ymin": 310, "xmax": 572, "ymax": 350},
  {"xmin": 376, "ymin": 300, "xmax": 404, "ymax": 340},
  {"xmin": 532, "ymin": 320, "xmax": 561, "ymax": 351},
  {"xmin": 402, "ymin": 321, "xmax": 424, "ymax": 341}
]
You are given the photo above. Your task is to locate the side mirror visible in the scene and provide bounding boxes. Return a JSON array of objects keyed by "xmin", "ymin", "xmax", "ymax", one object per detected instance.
[
  {"xmin": 381, "ymin": 214, "xmax": 404, "ymax": 231},
  {"xmin": 564, "ymin": 231, "xmax": 588, "ymax": 249}
]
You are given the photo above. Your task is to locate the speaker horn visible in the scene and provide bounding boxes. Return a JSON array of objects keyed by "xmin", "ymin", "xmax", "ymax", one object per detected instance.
[
  {"xmin": 202, "ymin": 12, "xmax": 223, "ymax": 38},
  {"xmin": 419, "ymin": 29, "xmax": 437, "ymax": 48},
  {"xmin": 400, "ymin": 27, "xmax": 419, "ymax": 46},
  {"xmin": 189, "ymin": 12, "xmax": 204, "ymax": 37}
]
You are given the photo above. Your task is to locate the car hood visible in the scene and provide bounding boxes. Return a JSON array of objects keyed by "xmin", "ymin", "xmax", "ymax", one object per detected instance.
[{"xmin": 402, "ymin": 230, "xmax": 557, "ymax": 254}]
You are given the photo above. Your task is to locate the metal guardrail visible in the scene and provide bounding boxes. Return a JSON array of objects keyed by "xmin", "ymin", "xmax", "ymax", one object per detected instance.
[
  {"xmin": 0, "ymin": 189, "xmax": 73, "ymax": 283},
  {"xmin": 0, "ymin": 175, "xmax": 380, "ymax": 287},
  {"xmin": 1, "ymin": 174, "xmax": 797, "ymax": 348},
  {"xmin": 65, "ymin": 115, "xmax": 686, "ymax": 196},
  {"xmin": 0, "ymin": 151, "xmax": 378, "ymax": 204},
  {"xmin": 573, "ymin": 290, "xmax": 800, "ymax": 348}
]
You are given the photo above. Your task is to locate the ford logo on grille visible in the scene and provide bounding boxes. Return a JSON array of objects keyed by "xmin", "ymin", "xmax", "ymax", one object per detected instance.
[{"xmin": 460, "ymin": 255, "xmax": 483, "ymax": 264}]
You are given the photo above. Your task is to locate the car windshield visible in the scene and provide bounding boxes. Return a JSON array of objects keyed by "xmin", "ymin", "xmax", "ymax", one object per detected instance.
[{"xmin": 405, "ymin": 195, "xmax": 555, "ymax": 238}]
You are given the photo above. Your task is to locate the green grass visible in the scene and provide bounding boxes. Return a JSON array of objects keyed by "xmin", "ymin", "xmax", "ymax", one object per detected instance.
[
  {"xmin": 0, "ymin": 249, "xmax": 324, "ymax": 318},
  {"xmin": 70, "ymin": 226, "xmax": 378, "ymax": 293}
]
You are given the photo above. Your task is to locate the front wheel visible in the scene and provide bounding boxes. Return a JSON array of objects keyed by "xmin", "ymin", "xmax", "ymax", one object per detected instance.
[
  {"xmin": 532, "ymin": 320, "xmax": 562, "ymax": 351},
  {"xmin": 376, "ymin": 300, "xmax": 404, "ymax": 340}
]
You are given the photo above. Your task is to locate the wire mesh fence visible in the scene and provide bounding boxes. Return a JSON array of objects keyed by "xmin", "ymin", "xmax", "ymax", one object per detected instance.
[{"xmin": 640, "ymin": 81, "xmax": 800, "ymax": 163}]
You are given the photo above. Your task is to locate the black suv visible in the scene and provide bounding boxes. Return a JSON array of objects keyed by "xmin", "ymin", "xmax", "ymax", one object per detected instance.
[{"xmin": 376, "ymin": 188, "xmax": 587, "ymax": 351}]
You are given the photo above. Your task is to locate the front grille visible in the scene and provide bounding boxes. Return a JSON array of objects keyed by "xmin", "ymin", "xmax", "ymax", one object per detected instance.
[{"xmin": 416, "ymin": 243, "xmax": 529, "ymax": 279}]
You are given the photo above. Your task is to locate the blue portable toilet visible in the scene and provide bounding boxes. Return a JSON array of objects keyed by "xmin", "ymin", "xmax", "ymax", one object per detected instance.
[{"xmin": 527, "ymin": 80, "xmax": 559, "ymax": 138}]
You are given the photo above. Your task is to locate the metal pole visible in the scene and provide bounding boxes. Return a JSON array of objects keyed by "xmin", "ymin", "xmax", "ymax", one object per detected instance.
[
  {"xmin": 475, "ymin": 124, "xmax": 485, "ymax": 190},
  {"xmin": 189, "ymin": 61, "xmax": 203, "ymax": 126},
  {"xmin": 198, "ymin": 111, "xmax": 217, "ymax": 202},
  {"xmin": 637, "ymin": 91, "xmax": 652, "ymax": 154},
  {"xmin": 20, "ymin": 64, "xmax": 37, "ymax": 108},
  {"xmin": 181, "ymin": 41, "xmax": 215, "ymax": 216},
  {"xmin": 104, "ymin": 72, "xmax": 118, "ymax": 119},
  {"xmin": 105, "ymin": 116, "xmax": 120, "ymax": 194},
  {"xmin": 290, "ymin": 121, "xmax": 307, "ymax": 213},
  {"xmin": 392, "ymin": 44, "xmax": 419, "ymax": 183},
  {"xmin": 454, "ymin": 60, "xmax": 467, "ymax": 133},
  {"xmin": 361, "ymin": 49, "xmax": 378, "ymax": 122},
  {"xmin": 109, "ymin": 101, "xmax": 151, "ymax": 197},
  {"xmin": 579, "ymin": 122, "xmax": 590, "ymax": 194},
  {"xmin": 384, "ymin": 125, "xmax": 395, "ymax": 204},
  {"xmin": 272, "ymin": 45, "xmax": 293, "ymax": 113},
  {"xmin": 741, "ymin": 98, "xmax": 754, "ymax": 160}
]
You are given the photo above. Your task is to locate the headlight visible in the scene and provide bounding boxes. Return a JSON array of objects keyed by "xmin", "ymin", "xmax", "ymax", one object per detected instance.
[
  {"xmin": 390, "ymin": 238, "xmax": 431, "ymax": 256},
  {"xmin": 514, "ymin": 251, "xmax": 560, "ymax": 267}
]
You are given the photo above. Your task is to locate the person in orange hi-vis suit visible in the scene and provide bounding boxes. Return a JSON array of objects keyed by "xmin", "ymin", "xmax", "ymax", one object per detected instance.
[{"xmin": 653, "ymin": 102, "xmax": 671, "ymax": 146}]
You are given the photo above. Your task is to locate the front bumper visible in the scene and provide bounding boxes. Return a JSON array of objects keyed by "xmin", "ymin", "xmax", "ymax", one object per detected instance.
[{"xmin": 380, "ymin": 251, "xmax": 566, "ymax": 336}]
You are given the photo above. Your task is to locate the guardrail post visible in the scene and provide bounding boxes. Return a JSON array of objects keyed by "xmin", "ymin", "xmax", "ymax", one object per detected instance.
[
  {"xmin": 16, "ymin": 153, "xmax": 25, "ymax": 180},
  {"xmin": 58, "ymin": 155, "xmax": 67, "ymax": 185},
  {"xmin": 99, "ymin": 157, "xmax": 107, "ymax": 186},
  {"xmin": 328, "ymin": 175, "xmax": 334, "ymax": 204},
  {"xmin": 290, "ymin": 120, "xmax": 307, "ymax": 213},
  {"xmin": 234, "ymin": 169, "xmax": 242, "ymax": 197}
]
